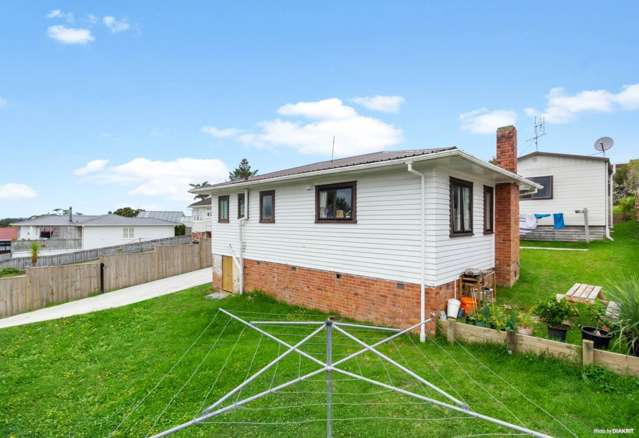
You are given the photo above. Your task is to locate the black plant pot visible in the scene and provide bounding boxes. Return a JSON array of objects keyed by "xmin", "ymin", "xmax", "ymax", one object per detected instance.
[
  {"xmin": 581, "ymin": 326, "xmax": 612, "ymax": 350},
  {"xmin": 547, "ymin": 324, "xmax": 568, "ymax": 342}
]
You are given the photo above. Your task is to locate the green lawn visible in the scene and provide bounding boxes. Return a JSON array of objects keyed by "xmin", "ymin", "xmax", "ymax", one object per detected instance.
[
  {"xmin": 499, "ymin": 220, "xmax": 639, "ymax": 309},
  {"xmin": 1, "ymin": 286, "xmax": 638, "ymax": 437}
]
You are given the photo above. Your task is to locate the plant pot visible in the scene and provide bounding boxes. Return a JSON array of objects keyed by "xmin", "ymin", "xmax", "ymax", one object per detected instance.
[
  {"xmin": 547, "ymin": 324, "xmax": 569, "ymax": 342},
  {"xmin": 581, "ymin": 326, "xmax": 612, "ymax": 350},
  {"xmin": 518, "ymin": 327, "xmax": 533, "ymax": 336}
]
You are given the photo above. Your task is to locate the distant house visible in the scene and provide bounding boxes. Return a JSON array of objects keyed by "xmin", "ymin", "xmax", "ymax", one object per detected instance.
[
  {"xmin": 193, "ymin": 126, "xmax": 539, "ymax": 334},
  {"xmin": 189, "ymin": 198, "xmax": 212, "ymax": 239},
  {"xmin": 0, "ymin": 227, "xmax": 17, "ymax": 255},
  {"xmin": 137, "ymin": 210, "xmax": 186, "ymax": 223},
  {"xmin": 11, "ymin": 213, "xmax": 178, "ymax": 257},
  {"xmin": 518, "ymin": 152, "xmax": 614, "ymax": 241}
]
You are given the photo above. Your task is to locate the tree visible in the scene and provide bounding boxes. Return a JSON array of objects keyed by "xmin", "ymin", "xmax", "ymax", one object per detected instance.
[
  {"xmin": 112, "ymin": 207, "xmax": 143, "ymax": 217},
  {"xmin": 31, "ymin": 242, "xmax": 40, "ymax": 267},
  {"xmin": 229, "ymin": 159, "xmax": 258, "ymax": 181},
  {"xmin": 189, "ymin": 181, "xmax": 210, "ymax": 201}
]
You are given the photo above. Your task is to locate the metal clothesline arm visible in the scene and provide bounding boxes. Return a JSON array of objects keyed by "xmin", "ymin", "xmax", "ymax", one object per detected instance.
[
  {"xmin": 333, "ymin": 324, "xmax": 467, "ymax": 409},
  {"xmin": 331, "ymin": 318, "xmax": 431, "ymax": 369},
  {"xmin": 250, "ymin": 321, "xmax": 327, "ymax": 326},
  {"xmin": 219, "ymin": 308, "xmax": 326, "ymax": 368},
  {"xmin": 203, "ymin": 323, "xmax": 326, "ymax": 414},
  {"xmin": 149, "ymin": 367, "xmax": 327, "ymax": 438},
  {"xmin": 331, "ymin": 367, "xmax": 553, "ymax": 438}
]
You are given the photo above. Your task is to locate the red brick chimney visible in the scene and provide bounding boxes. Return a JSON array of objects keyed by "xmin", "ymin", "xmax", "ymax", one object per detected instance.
[{"xmin": 494, "ymin": 126, "xmax": 520, "ymax": 287}]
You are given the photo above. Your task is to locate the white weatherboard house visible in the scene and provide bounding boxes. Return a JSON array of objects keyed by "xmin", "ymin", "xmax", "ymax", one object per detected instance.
[
  {"xmin": 189, "ymin": 197, "xmax": 212, "ymax": 239},
  {"xmin": 11, "ymin": 214, "xmax": 178, "ymax": 257},
  {"xmin": 195, "ymin": 126, "xmax": 539, "ymax": 336},
  {"xmin": 518, "ymin": 152, "xmax": 614, "ymax": 241}
]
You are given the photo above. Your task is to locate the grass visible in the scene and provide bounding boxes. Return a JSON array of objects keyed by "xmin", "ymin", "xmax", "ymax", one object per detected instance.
[
  {"xmin": 0, "ymin": 267, "xmax": 24, "ymax": 278},
  {"xmin": 1, "ymin": 285, "xmax": 638, "ymax": 437},
  {"xmin": 499, "ymin": 220, "xmax": 639, "ymax": 309}
]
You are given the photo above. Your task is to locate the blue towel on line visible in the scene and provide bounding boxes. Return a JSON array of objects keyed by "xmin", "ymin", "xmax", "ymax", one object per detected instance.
[
  {"xmin": 534, "ymin": 213, "xmax": 551, "ymax": 219},
  {"xmin": 553, "ymin": 213, "xmax": 565, "ymax": 230}
]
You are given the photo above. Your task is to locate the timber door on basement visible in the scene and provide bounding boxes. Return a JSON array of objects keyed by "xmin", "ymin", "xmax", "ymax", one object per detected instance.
[{"xmin": 222, "ymin": 256, "xmax": 234, "ymax": 292}]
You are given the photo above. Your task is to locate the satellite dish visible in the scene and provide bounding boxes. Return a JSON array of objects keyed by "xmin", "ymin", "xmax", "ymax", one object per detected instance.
[{"xmin": 593, "ymin": 137, "xmax": 614, "ymax": 155}]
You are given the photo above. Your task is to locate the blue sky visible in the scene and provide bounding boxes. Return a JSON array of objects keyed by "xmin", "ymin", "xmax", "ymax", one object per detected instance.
[{"xmin": 1, "ymin": 1, "xmax": 638, "ymax": 217}]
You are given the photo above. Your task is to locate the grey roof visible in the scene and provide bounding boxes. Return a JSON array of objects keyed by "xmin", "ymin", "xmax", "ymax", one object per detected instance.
[
  {"xmin": 201, "ymin": 148, "xmax": 456, "ymax": 190},
  {"xmin": 188, "ymin": 197, "xmax": 212, "ymax": 208},
  {"xmin": 137, "ymin": 210, "xmax": 185, "ymax": 223},
  {"xmin": 13, "ymin": 214, "xmax": 177, "ymax": 227},
  {"xmin": 519, "ymin": 151, "xmax": 610, "ymax": 163},
  {"xmin": 81, "ymin": 215, "xmax": 178, "ymax": 227},
  {"xmin": 12, "ymin": 214, "xmax": 100, "ymax": 226}
]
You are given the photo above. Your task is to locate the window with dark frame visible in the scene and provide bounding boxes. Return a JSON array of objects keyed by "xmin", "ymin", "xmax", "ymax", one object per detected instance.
[
  {"xmin": 521, "ymin": 175, "xmax": 553, "ymax": 200},
  {"xmin": 315, "ymin": 181, "xmax": 357, "ymax": 223},
  {"xmin": 450, "ymin": 177, "xmax": 473, "ymax": 237},
  {"xmin": 218, "ymin": 195, "xmax": 229, "ymax": 223},
  {"xmin": 237, "ymin": 193, "xmax": 247, "ymax": 219},
  {"xmin": 483, "ymin": 185, "xmax": 494, "ymax": 234},
  {"xmin": 260, "ymin": 190, "xmax": 275, "ymax": 223}
]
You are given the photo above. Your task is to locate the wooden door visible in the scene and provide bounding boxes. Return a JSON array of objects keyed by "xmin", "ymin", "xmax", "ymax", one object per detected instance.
[{"xmin": 222, "ymin": 256, "xmax": 233, "ymax": 292}]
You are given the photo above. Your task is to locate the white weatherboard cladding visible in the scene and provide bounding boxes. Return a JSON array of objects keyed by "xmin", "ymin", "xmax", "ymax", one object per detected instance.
[
  {"xmin": 518, "ymin": 155, "xmax": 608, "ymax": 226},
  {"xmin": 212, "ymin": 165, "xmax": 497, "ymax": 287},
  {"xmin": 81, "ymin": 225, "xmax": 174, "ymax": 250},
  {"xmin": 192, "ymin": 206, "xmax": 212, "ymax": 233}
]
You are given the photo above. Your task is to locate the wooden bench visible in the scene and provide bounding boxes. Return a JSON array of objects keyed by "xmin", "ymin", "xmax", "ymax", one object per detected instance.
[{"xmin": 556, "ymin": 283, "xmax": 605, "ymax": 304}]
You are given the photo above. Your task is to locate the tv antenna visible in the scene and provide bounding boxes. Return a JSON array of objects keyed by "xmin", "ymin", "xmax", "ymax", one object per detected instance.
[
  {"xmin": 527, "ymin": 116, "xmax": 546, "ymax": 151},
  {"xmin": 330, "ymin": 136, "xmax": 336, "ymax": 162},
  {"xmin": 593, "ymin": 136, "xmax": 614, "ymax": 157}
]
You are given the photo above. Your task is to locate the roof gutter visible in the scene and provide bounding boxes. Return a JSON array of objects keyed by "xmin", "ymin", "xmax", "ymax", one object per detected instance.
[{"xmin": 194, "ymin": 149, "xmax": 542, "ymax": 194}]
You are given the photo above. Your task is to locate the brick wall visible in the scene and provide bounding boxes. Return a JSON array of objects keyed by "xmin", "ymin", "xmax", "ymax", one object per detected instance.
[
  {"xmin": 494, "ymin": 126, "xmax": 520, "ymax": 286},
  {"xmin": 240, "ymin": 258, "xmax": 456, "ymax": 332}
]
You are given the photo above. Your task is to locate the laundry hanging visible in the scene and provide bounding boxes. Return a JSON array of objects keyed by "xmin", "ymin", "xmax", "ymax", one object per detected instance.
[
  {"xmin": 519, "ymin": 214, "xmax": 537, "ymax": 235},
  {"xmin": 553, "ymin": 213, "xmax": 565, "ymax": 230},
  {"xmin": 534, "ymin": 213, "xmax": 551, "ymax": 220}
]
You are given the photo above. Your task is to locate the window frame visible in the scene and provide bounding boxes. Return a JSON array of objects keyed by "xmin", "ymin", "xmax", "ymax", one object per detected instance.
[
  {"xmin": 237, "ymin": 193, "xmax": 247, "ymax": 219},
  {"xmin": 218, "ymin": 195, "xmax": 230, "ymax": 223},
  {"xmin": 259, "ymin": 190, "xmax": 275, "ymax": 223},
  {"xmin": 315, "ymin": 181, "xmax": 357, "ymax": 224},
  {"xmin": 122, "ymin": 227, "xmax": 135, "ymax": 239},
  {"xmin": 449, "ymin": 177, "xmax": 474, "ymax": 237},
  {"xmin": 521, "ymin": 175, "xmax": 553, "ymax": 200},
  {"xmin": 483, "ymin": 185, "xmax": 494, "ymax": 235}
]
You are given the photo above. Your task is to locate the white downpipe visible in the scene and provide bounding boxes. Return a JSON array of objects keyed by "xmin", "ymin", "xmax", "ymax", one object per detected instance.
[
  {"xmin": 606, "ymin": 164, "xmax": 616, "ymax": 240},
  {"xmin": 238, "ymin": 189, "xmax": 249, "ymax": 293},
  {"xmin": 406, "ymin": 162, "xmax": 426, "ymax": 343}
]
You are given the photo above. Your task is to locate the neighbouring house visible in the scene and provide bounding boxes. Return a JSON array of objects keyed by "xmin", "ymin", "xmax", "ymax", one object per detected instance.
[
  {"xmin": 518, "ymin": 152, "xmax": 615, "ymax": 241},
  {"xmin": 11, "ymin": 213, "xmax": 178, "ymax": 257},
  {"xmin": 189, "ymin": 197, "xmax": 212, "ymax": 239},
  {"xmin": 0, "ymin": 227, "xmax": 18, "ymax": 256},
  {"xmin": 193, "ymin": 126, "xmax": 539, "ymax": 334},
  {"xmin": 138, "ymin": 210, "xmax": 192, "ymax": 233}
]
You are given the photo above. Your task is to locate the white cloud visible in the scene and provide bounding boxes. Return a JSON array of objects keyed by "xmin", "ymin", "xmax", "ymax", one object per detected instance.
[
  {"xmin": 76, "ymin": 157, "xmax": 228, "ymax": 202},
  {"xmin": 103, "ymin": 16, "xmax": 130, "ymax": 33},
  {"xmin": 201, "ymin": 126, "xmax": 243, "ymax": 138},
  {"xmin": 0, "ymin": 183, "xmax": 37, "ymax": 200},
  {"xmin": 528, "ymin": 84, "xmax": 639, "ymax": 124},
  {"xmin": 47, "ymin": 25, "xmax": 94, "ymax": 45},
  {"xmin": 615, "ymin": 84, "xmax": 639, "ymax": 110},
  {"xmin": 47, "ymin": 9, "xmax": 74, "ymax": 23},
  {"xmin": 351, "ymin": 95, "xmax": 405, "ymax": 113},
  {"xmin": 0, "ymin": 97, "xmax": 7, "ymax": 109},
  {"xmin": 74, "ymin": 159, "xmax": 109, "ymax": 176},
  {"xmin": 212, "ymin": 98, "xmax": 403, "ymax": 157},
  {"xmin": 278, "ymin": 98, "xmax": 357, "ymax": 120},
  {"xmin": 459, "ymin": 108, "xmax": 517, "ymax": 134}
]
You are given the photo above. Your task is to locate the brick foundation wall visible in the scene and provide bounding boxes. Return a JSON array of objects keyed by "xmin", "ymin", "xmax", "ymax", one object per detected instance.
[
  {"xmin": 494, "ymin": 126, "xmax": 520, "ymax": 287},
  {"xmin": 239, "ymin": 258, "xmax": 456, "ymax": 333}
]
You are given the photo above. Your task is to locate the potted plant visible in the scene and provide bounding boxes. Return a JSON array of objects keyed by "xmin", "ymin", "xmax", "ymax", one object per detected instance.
[
  {"xmin": 31, "ymin": 242, "xmax": 40, "ymax": 267},
  {"xmin": 534, "ymin": 298, "xmax": 575, "ymax": 342},
  {"xmin": 517, "ymin": 309, "xmax": 535, "ymax": 336},
  {"xmin": 607, "ymin": 278, "xmax": 639, "ymax": 356},
  {"xmin": 574, "ymin": 302, "xmax": 612, "ymax": 349}
]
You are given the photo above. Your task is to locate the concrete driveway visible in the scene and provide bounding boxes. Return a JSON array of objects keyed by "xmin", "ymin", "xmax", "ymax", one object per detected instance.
[{"xmin": 0, "ymin": 267, "xmax": 212, "ymax": 330}]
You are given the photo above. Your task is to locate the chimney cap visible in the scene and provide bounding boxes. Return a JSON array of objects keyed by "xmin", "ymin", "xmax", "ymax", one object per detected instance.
[{"xmin": 497, "ymin": 125, "xmax": 516, "ymax": 132}]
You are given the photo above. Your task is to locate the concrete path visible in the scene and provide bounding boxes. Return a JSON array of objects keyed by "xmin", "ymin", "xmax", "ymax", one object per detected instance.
[{"xmin": 0, "ymin": 267, "xmax": 212, "ymax": 330}]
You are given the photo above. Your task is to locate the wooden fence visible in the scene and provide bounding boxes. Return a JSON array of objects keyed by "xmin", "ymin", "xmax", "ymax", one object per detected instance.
[
  {"xmin": 0, "ymin": 239, "xmax": 211, "ymax": 319},
  {"xmin": 441, "ymin": 319, "xmax": 639, "ymax": 377},
  {"xmin": 0, "ymin": 235, "xmax": 193, "ymax": 270}
]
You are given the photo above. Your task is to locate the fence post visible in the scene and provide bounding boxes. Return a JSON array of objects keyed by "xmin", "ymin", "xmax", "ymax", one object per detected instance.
[
  {"xmin": 506, "ymin": 331, "xmax": 517, "ymax": 354},
  {"xmin": 446, "ymin": 320, "xmax": 456, "ymax": 343},
  {"xmin": 582, "ymin": 339, "xmax": 594, "ymax": 367}
]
